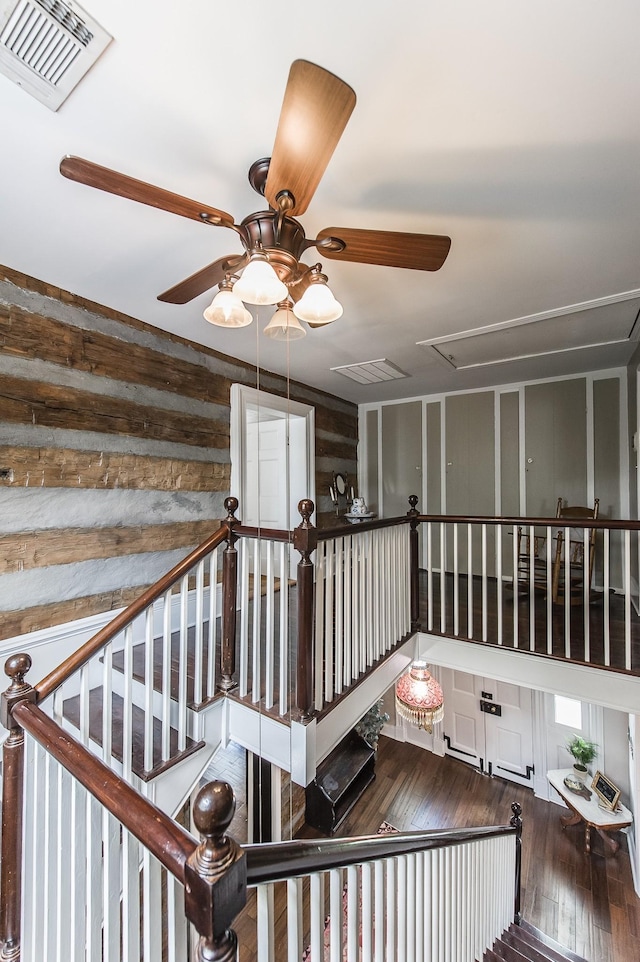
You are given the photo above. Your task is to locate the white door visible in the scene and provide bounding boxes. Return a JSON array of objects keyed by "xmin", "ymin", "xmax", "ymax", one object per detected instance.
[
  {"xmin": 442, "ymin": 669, "xmax": 535, "ymax": 788},
  {"xmin": 244, "ymin": 419, "xmax": 289, "ymax": 528}
]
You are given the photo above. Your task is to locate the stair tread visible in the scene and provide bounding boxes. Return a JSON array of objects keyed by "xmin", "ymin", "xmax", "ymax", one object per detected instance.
[
  {"xmin": 63, "ymin": 688, "xmax": 205, "ymax": 782},
  {"xmin": 110, "ymin": 628, "xmax": 216, "ymax": 710},
  {"xmin": 515, "ymin": 922, "xmax": 589, "ymax": 962},
  {"xmin": 493, "ymin": 937, "xmax": 530, "ymax": 962},
  {"xmin": 505, "ymin": 929, "xmax": 562, "ymax": 962}
]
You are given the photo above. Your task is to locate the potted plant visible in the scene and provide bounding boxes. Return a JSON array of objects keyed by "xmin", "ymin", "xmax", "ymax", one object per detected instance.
[
  {"xmin": 567, "ymin": 734, "xmax": 598, "ymax": 782},
  {"xmin": 355, "ymin": 700, "xmax": 390, "ymax": 750}
]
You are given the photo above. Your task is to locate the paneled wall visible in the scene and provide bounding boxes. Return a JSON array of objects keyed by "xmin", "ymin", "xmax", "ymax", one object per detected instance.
[
  {"xmin": 0, "ymin": 265, "xmax": 357, "ymax": 642},
  {"xmin": 360, "ymin": 371, "xmax": 628, "ymax": 549}
]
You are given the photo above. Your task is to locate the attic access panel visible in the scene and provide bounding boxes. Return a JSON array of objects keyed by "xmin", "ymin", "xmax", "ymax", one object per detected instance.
[
  {"xmin": 418, "ymin": 295, "xmax": 640, "ymax": 371},
  {"xmin": 0, "ymin": 0, "xmax": 111, "ymax": 109}
]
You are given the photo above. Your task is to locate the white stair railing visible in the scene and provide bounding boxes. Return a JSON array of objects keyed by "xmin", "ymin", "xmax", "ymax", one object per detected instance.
[
  {"xmin": 245, "ymin": 819, "xmax": 520, "ymax": 962},
  {"xmin": 421, "ymin": 515, "xmax": 639, "ymax": 674},
  {"xmin": 314, "ymin": 524, "xmax": 411, "ymax": 710},
  {"xmin": 20, "ymin": 731, "xmax": 189, "ymax": 962}
]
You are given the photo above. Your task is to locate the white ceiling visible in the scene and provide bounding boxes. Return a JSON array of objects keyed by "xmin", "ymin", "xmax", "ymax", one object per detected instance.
[{"xmin": 1, "ymin": 0, "xmax": 639, "ymax": 405}]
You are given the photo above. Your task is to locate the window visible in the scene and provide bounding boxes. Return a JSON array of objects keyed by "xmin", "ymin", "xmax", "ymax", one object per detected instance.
[{"xmin": 554, "ymin": 695, "xmax": 582, "ymax": 729}]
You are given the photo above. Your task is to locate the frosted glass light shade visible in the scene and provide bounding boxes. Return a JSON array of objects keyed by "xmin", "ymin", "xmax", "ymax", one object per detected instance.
[
  {"xmin": 264, "ymin": 303, "xmax": 306, "ymax": 340},
  {"xmin": 233, "ymin": 255, "xmax": 288, "ymax": 305},
  {"xmin": 293, "ymin": 281, "xmax": 343, "ymax": 324},
  {"xmin": 203, "ymin": 288, "xmax": 253, "ymax": 327}
]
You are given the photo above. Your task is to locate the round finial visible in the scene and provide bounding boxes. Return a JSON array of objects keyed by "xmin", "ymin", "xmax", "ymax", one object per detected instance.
[
  {"xmin": 224, "ymin": 497, "xmax": 239, "ymax": 521},
  {"xmin": 408, "ymin": 494, "xmax": 419, "ymax": 515},
  {"xmin": 193, "ymin": 781, "xmax": 236, "ymax": 840},
  {"xmin": 298, "ymin": 499, "xmax": 314, "ymax": 526},
  {"xmin": 510, "ymin": 801, "xmax": 523, "ymax": 827},
  {"xmin": 5, "ymin": 653, "xmax": 32, "ymax": 686}
]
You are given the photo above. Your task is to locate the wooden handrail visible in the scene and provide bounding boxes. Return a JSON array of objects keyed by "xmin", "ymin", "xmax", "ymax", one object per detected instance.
[
  {"xmin": 316, "ymin": 513, "xmax": 413, "ymax": 541},
  {"xmin": 416, "ymin": 513, "xmax": 640, "ymax": 531},
  {"xmin": 244, "ymin": 823, "xmax": 517, "ymax": 884},
  {"xmin": 12, "ymin": 700, "xmax": 197, "ymax": 880},
  {"xmin": 35, "ymin": 522, "xmax": 230, "ymax": 702},
  {"xmin": 244, "ymin": 822, "xmax": 517, "ymax": 885}
]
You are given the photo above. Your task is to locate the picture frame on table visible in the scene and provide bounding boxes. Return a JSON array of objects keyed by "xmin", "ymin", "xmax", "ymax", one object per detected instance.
[{"xmin": 591, "ymin": 770, "xmax": 621, "ymax": 811}]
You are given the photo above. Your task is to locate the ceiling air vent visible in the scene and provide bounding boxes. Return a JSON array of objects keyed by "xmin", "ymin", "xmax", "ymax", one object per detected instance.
[
  {"xmin": 0, "ymin": 0, "xmax": 112, "ymax": 109},
  {"xmin": 331, "ymin": 358, "xmax": 409, "ymax": 385}
]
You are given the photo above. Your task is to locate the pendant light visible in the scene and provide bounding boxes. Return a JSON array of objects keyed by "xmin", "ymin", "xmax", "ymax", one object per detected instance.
[
  {"xmin": 203, "ymin": 276, "xmax": 253, "ymax": 328},
  {"xmin": 292, "ymin": 266, "xmax": 342, "ymax": 325},
  {"xmin": 395, "ymin": 662, "xmax": 444, "ymax": 733},
  {"xmin": 233, "ymin": 250, "xmax": 288, "ymax": 306},
  {"xmin": 263, "ymin": 300, "xmax": 306, "ymax": 340}
]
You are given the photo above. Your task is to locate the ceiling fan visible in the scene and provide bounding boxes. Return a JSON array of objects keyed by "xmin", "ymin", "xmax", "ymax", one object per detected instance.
[{"xmin": 59, "ymin": 60, "xmax": 451, "ymax": 331}]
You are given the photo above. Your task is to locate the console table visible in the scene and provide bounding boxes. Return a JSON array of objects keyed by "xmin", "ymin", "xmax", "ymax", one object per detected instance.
[
  {"xmin": 547, "ymin": 768, "xmax": 632, "ymax": 856},
  {"xmin": 305, "ymin": 731, "xmax": 376, "ymax": 834}
]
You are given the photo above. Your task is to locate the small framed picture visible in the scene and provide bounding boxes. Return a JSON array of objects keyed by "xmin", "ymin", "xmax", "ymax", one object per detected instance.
[{"xmin": 591, "ymin": 770, "xmax": 621, "ymax": 811}]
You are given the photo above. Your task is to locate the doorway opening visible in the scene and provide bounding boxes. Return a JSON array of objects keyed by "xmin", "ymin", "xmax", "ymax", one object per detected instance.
[{"xmin": 230, "ymin": 383, "xmax": 316, "ymax": 538}]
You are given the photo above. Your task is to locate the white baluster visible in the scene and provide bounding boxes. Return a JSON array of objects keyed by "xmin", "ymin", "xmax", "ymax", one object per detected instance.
[
  {"xmin": 252, "ymin": 538, "xmax": 262, "ymax": 704},
  {"xmin": 334, "ymin": 538, "xmax": 346, "ymax": 695},
  {"xmin": 239, "ymin": 540, "xmax": 250, "ymax": 697},
  {"xmin": 194, "ymin": 558, "xmax": 205, "ymax": 706},
  {"xmin": 279, "ymin": 542, "xmax": 289, "ymax": 715},
  {"xmin": 604, "ymin": 529, "xmax": 611, "ymax": 666},
  {"xmin": 142, "ymin": 849, "xmax": 162, "ymax": 962},
  {"xmin": 453, "ymin": 521, "xmax": 459, "ymax": 636},
  {"xmin": 122, "ymin": 623, "xmax": 134, "ymax": 778},
  {"xmin": 257, "ymin": 883, "xmax": 275, "ymax": 962},
  {"xmin": 314, "ymin": 542, "xmax": 326, "ymax": 711},
  {"xmin": 386, "ymin": 857, "xmax": 396, "ymax": 962},
  {"xmin": 178, "ymin": 576, "xmax": 189, "ymax": 750},
  {"xmin": 161, "ymin": 589, "xmax": 172, "ymax": 761},
  {"xmin": 309, "ymin": 873, "xmax": 325, "ymax": 962},
  {"xmin": 482, "ymin": 523, "xmax": 488, "ymax": 643},
  {"xmin": 102, "ymin": 640, "xmax": 113, "ymax": 764},
  {"xmin": 427, "ymin": 522, "xmax": 434, "ymax": 631},
  {"xmin": 347, "ymin": 864, "xmax": 359, "ymax": 961},
  {"xmin": 144, "ymin": 606, "xmax": 154, "ymax": 772},
  {"xmin": 326, "ymin": 540, "xmax": 335, "ymax": 701},
  {"xmin": 265, "ymin": 541, "xmax": 274, "ymax": 710},
  {"xmin": 329, "ymin": 868, "xmax": 343, "ymax": 962},
  {"xmin": 625, "ymin": 528, "xmax": 632, "ymax": 670}
]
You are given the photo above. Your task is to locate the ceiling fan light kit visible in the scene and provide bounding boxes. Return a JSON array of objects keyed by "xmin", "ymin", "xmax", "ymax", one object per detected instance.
[
  {"xmin": 292, "ymin": 270, "xmax": 343, "ymax": 324},
  {"xmin": 231, "ymin": 250, "xmax": 288, "ymax": 306},
  {"xmin": 203, "ymin": 282, "xmax": 252, "ymax": 328},
  {"xmin": 263, "ymin": 301, "xmax": 306, "ymax": 340},
  {"xmin": 59, "ymin": 58, "xmax": 451, "ymax": 342}
]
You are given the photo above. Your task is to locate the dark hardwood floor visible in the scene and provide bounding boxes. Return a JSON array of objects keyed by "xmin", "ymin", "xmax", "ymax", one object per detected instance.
[{"xmin": 207, "ymin": 735, "xmax": 640, "ymax": 962}]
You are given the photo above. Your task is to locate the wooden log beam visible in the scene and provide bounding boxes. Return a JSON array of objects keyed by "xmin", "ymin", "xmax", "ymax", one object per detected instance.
[
  {"xmin": 0, "ymin": 374, "xmax": 228, "ymax": 448},
  {"xmin": 0, "ymin": 445, "xmax": 229, "ymax": 490},
  {"xmin": 0, "ymin": 519, "xmax": 222, "ymax": 574}
]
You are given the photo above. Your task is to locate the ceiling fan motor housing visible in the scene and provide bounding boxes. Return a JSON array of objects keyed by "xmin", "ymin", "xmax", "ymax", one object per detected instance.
[{"xmin": 239, "ymin": 211, "xmax": 308, "ymax": 283}]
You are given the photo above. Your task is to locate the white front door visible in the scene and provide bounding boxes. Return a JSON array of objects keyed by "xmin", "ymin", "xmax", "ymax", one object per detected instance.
[{"xmin": 442, "ymin": 668, "xmax": 535, "ymax": 788}]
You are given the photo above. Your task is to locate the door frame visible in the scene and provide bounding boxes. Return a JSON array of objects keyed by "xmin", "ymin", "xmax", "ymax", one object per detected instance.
[{"xmin": 230, "ymin": 384, "xmax": 316, "ymax": 527}]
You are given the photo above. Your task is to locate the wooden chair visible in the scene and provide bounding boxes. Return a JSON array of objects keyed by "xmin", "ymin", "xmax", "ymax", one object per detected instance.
[
  {"xmin": 515, "ymin": 497, "xmax": 599, "ymax": 604},
  {"xmin": 551, "ymin": 498, "xmax": 599, "ymax": 605}
]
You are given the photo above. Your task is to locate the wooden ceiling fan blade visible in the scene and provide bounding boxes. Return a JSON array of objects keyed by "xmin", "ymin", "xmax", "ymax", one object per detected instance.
[
  {"xmin": 60, "ymin": 156, "xmax": 236, "ymax": 229},
  {"xmin": 158, "ymin": 253, "xmax": 248, "ymax": 304},
  {"xmin": 316, "ymin": 227, "xmax": 452, "ymax": 271},
  {"xmin": 265, "ymin": 61, "xmax": 356, "ymax": 216}
]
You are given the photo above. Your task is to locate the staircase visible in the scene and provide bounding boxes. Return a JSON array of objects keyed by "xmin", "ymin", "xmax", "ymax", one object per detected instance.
[{"xmin": 484, "ymin": 921, "xmax": 588, "ymax": 962}]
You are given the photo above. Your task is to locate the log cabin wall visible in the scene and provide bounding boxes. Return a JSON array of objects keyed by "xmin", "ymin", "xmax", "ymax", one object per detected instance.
[{"xmin": 0, "ymin": 265, "xmax": 357, "ymax": 643}]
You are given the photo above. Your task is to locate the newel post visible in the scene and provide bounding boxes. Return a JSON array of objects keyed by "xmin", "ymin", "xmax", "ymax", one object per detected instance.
[
  {"xmin": 408, "ymin": 495, "xmax": 421, "ymax": 631},
  {"xmin": 184, "ymin": 781, "xmax": 246, "ymax": 962},
  {"xmin": 1, "ymin": 653, "xmax": 36, "ymax": 962},
  {"xmin": 294, "ymin": 499, "xmax": 317, "ymax": 719},
  {"xmin": 510, "ymin": 801, "xmax": 523, "ymax": 924},
  {"xmin": 219, "ymin": 497, "xmax": 239, "ymax": 692}
]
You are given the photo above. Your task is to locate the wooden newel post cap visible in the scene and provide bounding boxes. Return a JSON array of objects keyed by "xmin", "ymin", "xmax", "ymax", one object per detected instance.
[
  {"xmin": 297, "ymin": 499, "xmax": 315, "ymax": 527},
  {"xmin": 4, "ymin": 653, "xmax": 32, "ymax": 690},
  {"xmin": 184, "ymin": 781, "xmax": 246, "ymax": 955},
  {"xmin": 224, "ymin": 497, "xmax": 239, "ymax": 522},
  {"xmin": 407, "ymin": 494, "xmax": 419, "ymax": 516},
  {"xmin": 510, "ymin": 801, "xmax": 523, "ymax": 829},
  {"xmin": 2, "ymin": 652, "xmax": 36, "ymax": 731}
]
